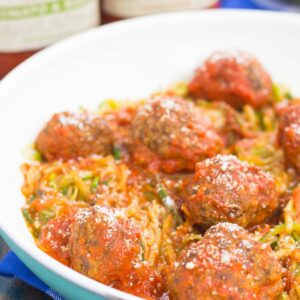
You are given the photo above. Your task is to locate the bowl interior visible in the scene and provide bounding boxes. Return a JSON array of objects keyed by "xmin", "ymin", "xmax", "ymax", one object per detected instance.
[{"xmin": 0, "ymin": 9, "xmax": 300, "ymax": 299}]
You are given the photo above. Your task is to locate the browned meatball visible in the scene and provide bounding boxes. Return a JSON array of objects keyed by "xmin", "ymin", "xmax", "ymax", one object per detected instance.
[
  {"xmin": 69, "ymin": 206, "xmax": 163, "ymax": 299},
  {"xmin": 131, "ymin": 96, "xmax": 223, "ymax": 173},
  {"xmin": 168, "ymin": 222, "xmax": 283, "ymax": 300},
  {"xmin": 36, "ymin": 112, "xmax": 112, "ymax": 161},
  {"xmin": 183, "ymin": 155, "xmax": 278, "ymax": 228},
  {"xmin": 188, "ymin": 51, "xmax": 274, "ymax": 109},
  {"xmin": 277, "ymin": 104, "xmax": 300, "ymax": 173}
]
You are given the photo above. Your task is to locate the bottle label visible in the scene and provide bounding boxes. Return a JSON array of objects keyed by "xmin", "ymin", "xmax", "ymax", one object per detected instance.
[
  {"xmin": 0, "ymin": 0, "xmax": 99, "ymax": 52},
  {"xmin": 103, "ymin": 0, "xmax": 218, "ymax": 18}
]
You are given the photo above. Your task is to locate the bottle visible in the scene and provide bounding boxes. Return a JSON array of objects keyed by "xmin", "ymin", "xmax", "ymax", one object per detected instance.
[
  {"xmin": 102, "ymin": 0, "xmax": 219, "ymax": 22},
  {"xmin": 0, "ymin": 0, "xmax": 100, "ymax": 79}
]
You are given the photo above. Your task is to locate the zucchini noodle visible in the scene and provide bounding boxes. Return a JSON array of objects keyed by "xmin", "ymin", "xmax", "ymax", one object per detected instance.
[
  {"xmin": 259, "ymin": 188, "xmax": 300, "ymax": 299},
  {"xmin": 21, "ymin": 82, "xmax": 300, "ymax": 298}
]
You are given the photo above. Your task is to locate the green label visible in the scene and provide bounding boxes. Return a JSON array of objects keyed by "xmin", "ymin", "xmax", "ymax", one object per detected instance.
[{"xmin": 0, "ymin": 0, "xmax": 92, "ymax": 20}]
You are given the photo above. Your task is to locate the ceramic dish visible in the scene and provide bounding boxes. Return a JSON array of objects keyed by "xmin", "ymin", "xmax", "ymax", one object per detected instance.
[{"xmin": 1, "ymin": 9, "xmax": 300, "ymax": 300}]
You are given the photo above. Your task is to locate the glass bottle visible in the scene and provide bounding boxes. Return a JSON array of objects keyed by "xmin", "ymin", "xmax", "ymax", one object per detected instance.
[
  {"xmin": 0, "ymin": 0, "xmax": 100, "ymax": 79},
  {"xmin": 102, "ymin": 0, "xmax": 219, "ymax": 22}
]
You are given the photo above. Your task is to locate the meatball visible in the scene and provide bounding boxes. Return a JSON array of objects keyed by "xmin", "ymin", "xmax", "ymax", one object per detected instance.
[
  {"xmin": 183, "ymin": 155, "xmax": 278, "ymax": 228},
  {"xmin": 168, "ymin": 222, "xmax": 283, "ymax": 300},
  {"xmin": 277, "ymin": 104, "xmax": 300, "ymax": 173},
  {"xmin": 36, "ymin": 111, "xmax": 113, "ymax": 161},
  {"xmin": 188, "ymin": 51, "xmax": 274, "ymax": 109},
  {"xmin": 69, "ymin": 206, "xmax": 163, "ymax": 299},
  {"xmin": 131, "ymin": 96, "xmax": 223, "ymax": 173}
]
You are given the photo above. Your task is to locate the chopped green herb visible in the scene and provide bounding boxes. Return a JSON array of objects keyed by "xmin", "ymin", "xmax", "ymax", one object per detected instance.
[
  {"xmin": 140, "ymin": 239, "xmax": 145, "ymax": 261},
  {"xmin": 285, "ymin": 91, "xmax": 293, "ymax": 100},
  {"xmin": 255, "ymin": 111, "xmax": 265, "ymax": 130},
  {"xmin": 270, "ymin": 240, "xmax": 278, "ymax": 250},
  {"xmin": 158, "ymin": 185, "xmax": 168, "ymax": 200},
  {"xmin": 80, "ymin": 171, "xmax": 94, "ymax": 180},
  {"xmin": 144, "ymin": 191, "xmax": 156, "ymax": 201},
  {"xmin": 92, "ymin": 176, "xmax": 100, "ymax": 190},
  {"xmin": 23, "ymin": 144, "xmax": 43, "ymax": 162},
  {"xmin": 22, "ymin": 208, "xmax": 33, "ymax": 224},
  {"xmin": 293, "ymin": 231, "xmax": 300, "ymax": 241},
  {"xmin": 113, "ymin": 146, "xmax": 122, "ymax": 161},
  {"xmin": 61, "ymin": 186, "xmax": 68, "ymax": 196},
  {"xmin": 102, "ymin": 180, "xmax": 109, "ymax": 186},
  {"xmin": 272, "ymin": 83, "xmax": 293, "ymax": 103},
  {"xmin": 33, "ymin": 151, "xmax": 43, "ymax": 162},
  {"xmin": 157, "ymin": 184, "xmax": 183, "ymax": 225},
  {"xmin": 33, "ymin": 230, "xmax": 40, "ymax": 238},
  {"xmin": 38, "ymin": 209, "xmax": 55, "ymax": 224},
  {"xmin": 28, "ymin": 194, "xmax": 36, "ymax": 203}
]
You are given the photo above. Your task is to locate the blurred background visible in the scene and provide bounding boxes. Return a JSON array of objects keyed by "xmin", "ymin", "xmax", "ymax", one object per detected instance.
[
  {"xmin": 0, "ymin": 0, "xmax": 299, "ymax": 79},
  {"xmin": 0, "ymin": 0, "xmax": 299, "ymax": 299}
]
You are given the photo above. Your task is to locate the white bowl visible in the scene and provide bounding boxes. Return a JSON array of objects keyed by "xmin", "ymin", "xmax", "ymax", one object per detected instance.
[{"xmin": 0, "ymin": 9, "xmax": 300, "ymax": 300}]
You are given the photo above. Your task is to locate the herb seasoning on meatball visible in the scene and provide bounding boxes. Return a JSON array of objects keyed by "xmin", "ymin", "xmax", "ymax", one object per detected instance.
[
  {"xmin": 188, "ymin": 51, "xmax": 274, "ymax": 109},
  {"xmin": 131, "ymin": 96, "xmax": 223, "ymax": 173},
  {"xmin": 183, "ymin": 155, "xmax": 279, "ymax": 228},
  {"xmin": 36, "ymin": 111, "xmax": 113, "ymax": 161},
  {"xmin": 168, "ymin": 222, "xmax": 283, "ymax": 300}
]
